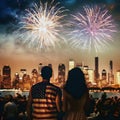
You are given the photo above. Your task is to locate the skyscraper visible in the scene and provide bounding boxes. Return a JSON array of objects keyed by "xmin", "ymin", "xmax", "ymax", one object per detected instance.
[
  {"xmin": 69, "ymin": 59, "xmax": 75, "ymax": 70},
  {"xmin": 110, "ymin": 60, "xmax": 113, "ymax": 71},
  {"xmin": 102, "ymin": 69, "xmax": 107, "ymax": 80},
  {"xmin": 116, "ymin": 70, "xmax": 120, "ymax": 84},
  {"xmin": 88, "ymin": 69, "xmax": 95, "ymax": 84},
  {"xmin": 48, "ymin": 64, "xmax": 54, "ymax": 83},
  {"xmin": 0, "ymin": 69, "xmax": 2, "ymax": 88},
  {"xmin": 58, "ymin": 64, "xmax": 65, "ymax": 83},
  {"xmin": 108, "ymin": 60, "xmax": 114, "ymax": 84},
  {"xmin": 13, "ymin": 72, "xmax": 20, "ymax": 89},
  {"xmin": 2, "ymin": 65, "xmax": 11, "ymax": 88},
  {"xmin": 82, "ymin": 66, "xmax": 89, "ymax": 84},
  {"xmin": 38, "ymin": 63, "xmax": 43, "ymax": 75},
  {"xmin": 31, "ymin": 68, "xmax": 38, "ymax": 85},
  {"xmin": 94, "ymin": 57, "xmax": 99, "ymax": 82}
]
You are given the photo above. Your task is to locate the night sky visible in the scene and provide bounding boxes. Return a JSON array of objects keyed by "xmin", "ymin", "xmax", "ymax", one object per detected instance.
[
  {"xmin": 0, "ymin": 0, "xmax": 120, "ymax": 78},
  {"xmin": 1, "ymin": 0, "xmax": 120, "ymax": 24}
]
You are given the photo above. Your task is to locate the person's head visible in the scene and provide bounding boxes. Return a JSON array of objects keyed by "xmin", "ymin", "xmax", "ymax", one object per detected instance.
[
  {"xmin": 64, "ymin": 67, "xmax": 88, "ymax": 99},
  {"xmin": 67, "ymin": 67, "xmax": 85, "ymax": 82},
  {"xmin": 5, "ymin": 94, "xmax": 13, "ymax": 102},
  {"xmin": 41, "ymin": 66, "xmax": 52, "ymax": 80},
  {"xmin": 101, "ymin": 92, "xmax": 107, "ymax": 100}
]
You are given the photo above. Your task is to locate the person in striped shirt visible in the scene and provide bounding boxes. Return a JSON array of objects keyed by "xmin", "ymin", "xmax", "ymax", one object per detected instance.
[{"xmin": 27, "ymin": 66, "xmax": 62, "ymax": 120}]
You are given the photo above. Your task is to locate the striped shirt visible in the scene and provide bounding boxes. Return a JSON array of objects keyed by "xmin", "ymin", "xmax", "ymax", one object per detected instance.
[{"xmin": 31, "ymin": 81, "xmax": 62, "ymax": 120}]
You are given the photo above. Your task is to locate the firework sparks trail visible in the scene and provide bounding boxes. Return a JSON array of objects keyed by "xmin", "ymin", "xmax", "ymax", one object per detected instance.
[
  {"xmin": 68, "ymin": 5, "xmax": 116, "ymax": 52},
  {"xmin": 17, "ymin": 0, "xmax": 67, "ymax": 51}
]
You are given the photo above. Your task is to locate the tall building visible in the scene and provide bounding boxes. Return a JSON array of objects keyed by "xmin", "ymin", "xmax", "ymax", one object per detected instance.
[
  {"xmin": 108, "ymin": 60, "xmax": 114, "ymax": 84},
  {"xmin": 102, "ymin": 69, "xmax": 107, "ymax": 80},
  {"xmin": 116, "ymin": 70, "xmax": 120, "ymax": 84},
  {"xmin": 38, "ymin": 63, "xmax": 43, "ymax": 75},
  {"xmin": 88, "ymin": 69, "xmax": 95, "ymax": 84},
  {"xmin": 58, "ymin": 64, "xmax": 65, "ymax": 83},
  {"xmin": 19, "ymin": 69, "xmax": 27, "ymax": 80},
  {"xmin": 69, "ymin": 59, "xmax": 75, "ymax": 70},
  {"xmin": 109, "ymin": 60, "xmax": 113, "ymax": 72},
  {"xmin": 31, "ymin": 69, "xmax": 38, "ymax": 85},
  {"xmin": 48, "ymin": 64, "xmax": 54, "ymax": 83},
  {"xmin": 2, "ymin": 65, "xmax": 11, "ymax": 88},
  {"xmin": 83, "ymin": 66, "xmax": 89, "ymax": 83},
  {"xmin": 94, "ymin": 57, "xmax": 99, "ymax": 82},
  {"xmin": 12, "ymin": 72, "xmax": 20, "ymax": 89},
  {"xmin": 0, "ymin": 69, "xmax": 2, "ymax": 88}
]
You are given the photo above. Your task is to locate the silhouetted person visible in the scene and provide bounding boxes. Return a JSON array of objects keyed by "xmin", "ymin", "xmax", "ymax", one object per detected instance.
[
  {"xmin": 3, "ymin": 95, "xmax": 18, "ymax": 120},
  {"xmin": 27, "ymin": 66, "xmax": 62, "ymax": 120},
  {"xmin": 95, "ymin": 93, "xmax": 114, "ymax": 120},
  {"xmin": 62, "ymin": 67, "xmax": 89, "ymax": 120},
  {"xmin": 0, "ymin": 96, "xmax": 5, "ymax": 120}
]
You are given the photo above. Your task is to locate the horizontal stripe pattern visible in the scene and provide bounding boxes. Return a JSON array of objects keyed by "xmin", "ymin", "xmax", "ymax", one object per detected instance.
[{"xmin": 31, "ymin": 82, "xmax": 61, "ymax": 120}]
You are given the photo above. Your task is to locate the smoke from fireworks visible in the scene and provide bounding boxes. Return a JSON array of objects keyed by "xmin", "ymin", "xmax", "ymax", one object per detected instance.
[
  {"xmin": 16, "ymin": 0, "xmax": 67, "ymax": 51},
  {"xmin": 68, "ymin": 5, "xmax": 116, "ymax": 52}
]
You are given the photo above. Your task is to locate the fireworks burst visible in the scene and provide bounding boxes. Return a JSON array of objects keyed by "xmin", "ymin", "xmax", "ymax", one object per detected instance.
[
  {"xmin": 17, "ymin": 0, "xmax": 67, "ymax": 51},
  {"xmin": 68, "ymin": 5, "xmax": 116, "ymax": 52}
]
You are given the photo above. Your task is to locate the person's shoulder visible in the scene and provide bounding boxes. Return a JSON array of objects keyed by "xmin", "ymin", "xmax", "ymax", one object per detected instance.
[
  {"xmin": 49, "ymin": 83, "xmax": 61, "ymax": 90},
  {"xmin": 31, "ymin": 82, "xmax": 43, "ymax": 88},
  {"xmin": 4, "ymin": 101, "xmax": 12, "ymax": 106}
]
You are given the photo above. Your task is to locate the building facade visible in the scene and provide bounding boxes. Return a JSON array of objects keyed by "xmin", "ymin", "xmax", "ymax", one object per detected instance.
[
  {"xmin": 2, "ymin": 65, "xmax": 11, "ymax": 88},
  {"xmin": 94, "ymin": 57, "xmax": 99, "ymax": 83},
  {"xmin": 69, "ymin": 59, "xmax": 75, "ymax": 70},
  {"xmin": 58, "ymin": 64, "xmax": 65, "ymax": 83}
]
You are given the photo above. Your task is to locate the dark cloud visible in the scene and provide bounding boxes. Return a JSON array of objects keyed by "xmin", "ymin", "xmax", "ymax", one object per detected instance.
[
  {"xmin": 0, "ymin": 0, "xmax": 120, "ymax": 24},
  {"xmin": 0, "ymin": 0, "xmax": 30, "ymax": 24}
]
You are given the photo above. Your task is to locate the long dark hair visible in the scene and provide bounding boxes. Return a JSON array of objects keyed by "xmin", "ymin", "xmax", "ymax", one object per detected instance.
[{"xmin": 64, "ymin": 67, "xmax": 88, "ymax": 99}]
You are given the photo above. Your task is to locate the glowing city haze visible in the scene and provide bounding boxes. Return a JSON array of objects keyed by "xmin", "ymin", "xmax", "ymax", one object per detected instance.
[{"xmin": 0, "ymin": 0, "xmax": 120, "ymax": 78}]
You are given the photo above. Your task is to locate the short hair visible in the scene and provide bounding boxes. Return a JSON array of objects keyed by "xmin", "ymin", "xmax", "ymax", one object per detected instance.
[{"xmin": 41, "ymin": 66, "xmax": 52, "ymax": 80}]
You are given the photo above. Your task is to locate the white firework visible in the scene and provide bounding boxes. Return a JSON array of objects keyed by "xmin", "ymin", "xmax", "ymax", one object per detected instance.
[{"xmin": 17, "ymin": 0, "xmax": 67, "ymax": 51}]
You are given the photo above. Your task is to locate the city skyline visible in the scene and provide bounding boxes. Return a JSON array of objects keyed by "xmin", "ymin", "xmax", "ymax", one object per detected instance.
[
  {"xmin": 0, "ymin": 57, "xmax": 119, "ymax": 80},
  {"xmin": 0, "ymin": 0, "xmax": 120, "ymax": 78},
  {"xmin": 0, "ymin": 57, "xmax": 120, "ymax": 90}
]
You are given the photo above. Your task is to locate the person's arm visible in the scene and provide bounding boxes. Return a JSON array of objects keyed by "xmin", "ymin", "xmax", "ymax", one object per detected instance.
[
  {"xmin": 55, "ymin": 89, "xmax": 62, "ymax": 112},
  {"xmin": 27, "ymin": 89, "xmax": 33, "ymax": 120},
  {"xmin": 56, "ymin": 89, "xmax": 65, "ymax": 120},
  {"xmin": 3, "ymin": 103, "xmax": 7, "ymax": 119},
  {"xmin": 84, "ymin": 90, "xmax": 90, "ymax": 115},
  {"xmin": 62, "ymin": 89, "xmax": 68, "ymax": 112}
]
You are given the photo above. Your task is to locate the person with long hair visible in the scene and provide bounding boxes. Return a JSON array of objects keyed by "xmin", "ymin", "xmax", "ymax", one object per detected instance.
[{"xmin": 62, "ymin": 67, "xmax": 89, "ymax": 120}]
